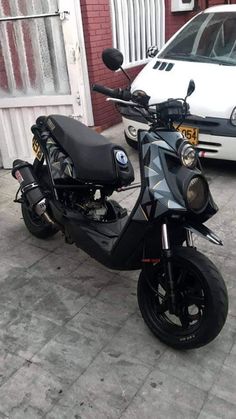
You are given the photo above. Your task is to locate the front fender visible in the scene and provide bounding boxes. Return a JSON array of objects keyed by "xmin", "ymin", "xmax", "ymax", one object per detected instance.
[{"xmin": 184, "ymin": 222, "xmax": 223, "ymax": 246}]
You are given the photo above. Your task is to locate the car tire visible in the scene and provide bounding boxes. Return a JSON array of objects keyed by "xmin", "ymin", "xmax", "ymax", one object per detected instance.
[{"xmin": 124, "ymin": 132, "xmax": 138, "ymax": 150}]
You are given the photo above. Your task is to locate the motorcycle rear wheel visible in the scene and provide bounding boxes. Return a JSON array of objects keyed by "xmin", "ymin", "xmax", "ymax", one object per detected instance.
[
  {"xmin": 138, "ymin": 247, "xmax": 228, "ymax": 349},
  {"xmin": 21, "ymin": 204, "xmax": 58, "ymax": 239}
]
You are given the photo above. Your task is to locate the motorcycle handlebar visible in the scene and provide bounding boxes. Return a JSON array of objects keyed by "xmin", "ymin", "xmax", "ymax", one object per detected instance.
[
  {"xmin": 92, "ymin": 84, "xmax": 121, "ymax": 98},
  {"xmin": 92, "ymin": 84, "xmax": 132, "ymax": 101}
]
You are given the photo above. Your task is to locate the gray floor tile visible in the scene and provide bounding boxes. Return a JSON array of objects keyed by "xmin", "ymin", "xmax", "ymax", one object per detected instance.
[
  {"xmin": 53, "ymin": 262, "xmax": 117, "ymax": 296},
  {"xmin": 209, "ymin": 315, "xmax": 236, "ymax": 355},
  {"xmin": 117, "ymin": 269, "xmax": 140, "ymax": 282},
  {"xmin": 1, "ymin": 243, "xmax": 48, "ymax": 269},
  {"xmin": 225, "ymin": 281, "xmax": 236, "ymax": 318},
  {"xmin": 211, "ymin": 358, "xmax": 236, "ymax": 405},
  {"xmin": 27, "ymin": 252, "xmax": 83, "ymax": 277},
  {"xmin": 121, "ymin": 311, "xmax": 152, "ymax": 336},
  {"xmin": 0, "ymin": 234, "xmax": 29, "ymax": 255},
  {"xmin": 46, "ymin": 406, "xmax": 99, "ymax": 418},
  {"xmin": 0, "ymin": 304, "xmax": 25, "ymax": 329},
  {"xmin": 0, "ymin": 275, "xmax": 50, "ymax": 310},
  {"xmin": 120, "ymin": 369, "xmax": 206, "ymax": 419},
  {"xmin": 53, "ymin": 244, "xmax": 89, "ymax": 262},
  {"xmin": 103, "ymin": 327, "xmax": 166, "ymax": 367},
  {"xmin": 229, "ymin": 339, "xmax": 236, "ymax": 357},
  {"xmin": 77, "ymin": 255, "xmax": 117, "ymax": 274},
  {"xmin": 0, "ymin": 174, "xmax": 18, "ymax": 198},
  {"xmin": 32, "ymin": 328, "xmax": 102, "ymax": 385},
  {"xmin": 0, "ymin": 363, "xmax": 64, "ymax": 418},
  {"xmin": 0, "ymin": 412, "xmax": 9, "ymax": 419},
  {"xmin": 95, "ymin": 275, "xmax": 137, "ymax": 309},
  {"xmin": 32, "ymin": 283, "xmax": 90, "ymax": 325},
  {"xmin": 66, "ymin": 311, "xmax": 120, "ymax": 347},
  {"xmin": 79, "ymin": 299, "xmax": 135, "ymax": 327},
  {"xmin": 72, "ymin": 259, "xmax": 118, "ymax": 281},
  {"xmin": 24, "ymin": 233, "xmax": 62, "ymax": 252},
  {"xmin": 0, "ymin": 309, "xmax": 61, "ymax": 359},
  {"xmin": 47, "ymin": 351, "xmax": 150, "ymax": 419},
  {"xmin": 198, "ymin": 394, "xmax": 236, "ymax": 419},
  {"xmin": 0, "ymin": 263, "xmax": 25, "ymax": 282},
  {"xmin": 40, "ymin": 273, "xmax": 110, "ymax": 298},
  {"xmin": 157, "ymin": 345, "xmax": 226, "ymax": 391},
  {"xmin": 0, "ymin": 194, "xmax": 12, "ymax": 212},
  {"xmin": 0, "ymin": 169, "xmax": 10, "ymax": 177},
  {"xmin": 0, "ymin": 348, "xmax": 25, "ymax": 387}
]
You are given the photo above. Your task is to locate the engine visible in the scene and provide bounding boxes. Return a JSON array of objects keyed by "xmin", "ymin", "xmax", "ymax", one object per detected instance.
[
  {"xmin": 77, "ymin": 198, "xmax": 108, "ymax": 221},
  {"xmin": 56, "ymin": 186, "xmax": 108, "ymax": 222}
]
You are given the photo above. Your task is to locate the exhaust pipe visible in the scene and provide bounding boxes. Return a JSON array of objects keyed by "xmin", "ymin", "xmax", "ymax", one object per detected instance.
[{"xmin": 12, "ymin": 160, "xmax": 55, "ymax": 225}]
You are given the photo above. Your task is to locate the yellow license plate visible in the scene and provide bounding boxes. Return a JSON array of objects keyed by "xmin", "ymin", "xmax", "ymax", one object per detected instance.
[
  {"xmin": 32, "ymin": 137, "xmax": 43, "ymax": 161},
  {"xmin": 175, "ymin": 125, "xmax": 199, "ymax": 145}
]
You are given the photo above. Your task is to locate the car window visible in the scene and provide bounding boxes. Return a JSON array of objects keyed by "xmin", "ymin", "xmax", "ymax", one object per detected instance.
[{"xmin": 159, "ymin": 12, "xmax": 236, "ymax": 65}]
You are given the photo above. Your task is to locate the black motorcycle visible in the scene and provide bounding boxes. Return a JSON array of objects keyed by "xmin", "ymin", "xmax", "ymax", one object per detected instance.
[{"xmin": 12, "ymin": 48, "xmax": 228, "ymax": 350}]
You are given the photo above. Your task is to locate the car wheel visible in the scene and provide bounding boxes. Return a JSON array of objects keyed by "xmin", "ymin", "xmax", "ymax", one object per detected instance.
[{"xmin": 124, "ymin": 132, "xmax": 138, "ymax": 150}]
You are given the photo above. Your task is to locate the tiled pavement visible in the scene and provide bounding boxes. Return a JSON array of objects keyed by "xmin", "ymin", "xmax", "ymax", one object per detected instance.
[{"xmin": 0, "ymin": 123, "xmax": 236, "ymax": 418}]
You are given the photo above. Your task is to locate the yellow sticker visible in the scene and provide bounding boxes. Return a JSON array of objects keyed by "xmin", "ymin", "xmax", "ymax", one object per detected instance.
[{"xmin": 32, "ymin": 137, "xmax": 43, "ymax": 161}]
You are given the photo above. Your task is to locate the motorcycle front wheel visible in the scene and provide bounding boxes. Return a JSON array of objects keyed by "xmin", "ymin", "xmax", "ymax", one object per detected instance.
[{"xmin": 138, "ymin": 247, "xmax": 228, "ymax": 349}]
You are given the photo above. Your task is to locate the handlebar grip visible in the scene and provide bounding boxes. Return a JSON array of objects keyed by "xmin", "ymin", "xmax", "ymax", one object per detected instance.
[
  {"xmin": 121, "ymin": 90, "xmax": 132, "ymax": 101},
  {"xmin": 92, "ymin": 84, "xmax": 120, "ymax": 98}
]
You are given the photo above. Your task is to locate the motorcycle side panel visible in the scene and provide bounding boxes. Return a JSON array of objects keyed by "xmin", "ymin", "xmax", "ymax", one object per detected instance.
[
  {"xmin": 133, "ymin": 131, "xmax": 186, "ymax": 223},
  {"xmin": 64, "ymin": 213, "xmax": 150, "ymax": 270}
]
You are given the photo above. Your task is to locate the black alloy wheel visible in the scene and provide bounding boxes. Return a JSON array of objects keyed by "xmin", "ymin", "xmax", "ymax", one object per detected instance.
[{"xmin": 138, "ymin": 247, "xmax": 228, "ymax": 349}]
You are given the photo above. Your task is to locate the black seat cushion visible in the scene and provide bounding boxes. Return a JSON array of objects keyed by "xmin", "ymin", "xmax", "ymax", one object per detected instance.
[{"xmin": 46, "ymin": 115, "xmax": 133, "ymax": 185}]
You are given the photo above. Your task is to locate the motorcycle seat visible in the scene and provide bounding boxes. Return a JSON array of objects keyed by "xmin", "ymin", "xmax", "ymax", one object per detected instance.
[{"xmin": 46, "ymin": 115, "xmax": 134, "ymax": 186}]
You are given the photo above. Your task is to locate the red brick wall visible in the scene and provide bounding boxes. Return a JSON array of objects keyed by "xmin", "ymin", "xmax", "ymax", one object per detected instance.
[{"xmin": 80, "ymin": 0, "xmax": 143, "ymax": 129}]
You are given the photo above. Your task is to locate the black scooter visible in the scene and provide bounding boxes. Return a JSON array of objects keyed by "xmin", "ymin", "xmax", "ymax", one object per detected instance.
[{"xmin": 12, "ymin": 48, "xmax": 228, "ymax": 349}]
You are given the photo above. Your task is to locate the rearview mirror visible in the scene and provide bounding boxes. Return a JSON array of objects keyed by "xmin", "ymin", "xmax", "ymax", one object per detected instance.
[
  {"xmin": 187, "ymin": 79, "xmax": 195, "ymax": 97},
  {"xmin": 102, "ymin": 48, "xmax": 124, "ymax": 71}
]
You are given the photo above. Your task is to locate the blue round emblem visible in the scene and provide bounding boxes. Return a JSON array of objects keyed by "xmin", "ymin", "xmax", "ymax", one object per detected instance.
[{"xmin": 116, "ymin": 150, "xmax": 128, "ymax": 165}]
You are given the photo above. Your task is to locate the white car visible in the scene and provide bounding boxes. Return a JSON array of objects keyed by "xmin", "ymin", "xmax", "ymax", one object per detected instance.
[{"xmin": 123, "ymin": 5, "xmax": 236, "ymax": 160}]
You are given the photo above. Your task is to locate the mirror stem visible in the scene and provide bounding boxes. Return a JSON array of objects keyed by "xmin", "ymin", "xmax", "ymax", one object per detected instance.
[{"xmin": 120, "ymin": 67, "xmax": 131, "ymax": 83}]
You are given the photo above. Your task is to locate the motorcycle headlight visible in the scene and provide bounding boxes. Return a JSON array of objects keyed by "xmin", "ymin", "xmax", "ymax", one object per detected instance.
[
  {"xmin": 230, "ymin": 107, "xmax": 236, "ymax": 126},
  {"xmin": 179, "ymin": 143, "xmax": 197, "ymax": 169},
  {"xmin": 185, "ymin": 175, "xmax": 209, "ymax": 213}
]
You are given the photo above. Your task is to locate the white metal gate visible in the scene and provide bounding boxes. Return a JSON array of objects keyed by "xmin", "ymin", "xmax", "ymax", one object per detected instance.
[
  {"xmin": 0, "ymin": 0, "xmax": 93, "ymax": 168},
  {"xmin": 110, "ymin": 0, "xmax": 165, "ymax": 68}
]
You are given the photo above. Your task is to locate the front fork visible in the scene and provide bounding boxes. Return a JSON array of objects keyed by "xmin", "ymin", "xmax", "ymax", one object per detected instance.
[
  {"xmin": 161, "ymin": 223, "xmax": 176, "ymax": 314},
  {"xmin": 161, "ymin": 223, "xmax": 194, "ymax": 314}
]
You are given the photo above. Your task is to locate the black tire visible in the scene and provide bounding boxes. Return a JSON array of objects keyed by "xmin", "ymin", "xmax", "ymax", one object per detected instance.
[
  {"xmin": 124, "ymin": 132, "xmax": 138, "ymax": 150},
  {"xmin": 21, "ymin": 204, "xmax": 58, "ymax": 239},
  {"xmin": 138, "ymin": 247, "xmax": 228, "ymax": 349}
]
